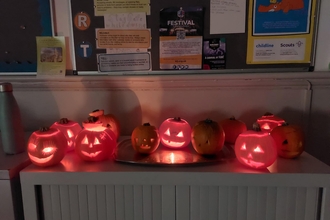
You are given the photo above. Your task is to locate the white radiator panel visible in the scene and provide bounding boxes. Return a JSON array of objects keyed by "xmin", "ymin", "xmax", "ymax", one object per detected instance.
[{"xmin": 40, "ymin": 185, "xmax": 320, "ymax": 220}]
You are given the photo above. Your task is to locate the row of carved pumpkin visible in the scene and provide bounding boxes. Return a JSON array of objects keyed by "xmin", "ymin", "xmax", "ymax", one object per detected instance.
[{"xmin": 26, "ymin": 110, "xmax": 304, "ymax": 170}]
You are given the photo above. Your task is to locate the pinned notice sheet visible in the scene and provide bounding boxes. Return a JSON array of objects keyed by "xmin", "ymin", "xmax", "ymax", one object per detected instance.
[{"xmin": 210, "ymin": 0, "xmax": 246, "ymax": 34}]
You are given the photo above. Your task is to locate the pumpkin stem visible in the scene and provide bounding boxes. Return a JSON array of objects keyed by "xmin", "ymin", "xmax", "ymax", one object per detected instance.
[
  {"xmin": 205, "ymin": 118, "xmax": 213, "ymax": 123},
  {"xmin": 58, "ymin": 118, "xmax": 69, "ymax": 124},
  {"xmin": 263, "ymin": 112, "xmax": 274, "ymax": 116},
  {"xmin": 229, "ymin": 116, "xmax": 236, "ymax": 120},
  {"xmin": 252, "ymin": 123, "xmax": 262, "ymax": 131},
  {"xmin": 173, "ymin": 117, "xmax": 181, "ymax": 121},
  {"xmin": 39, "ymin": 127, "xmax": 50, "ymax": 132},
  {"xmin": 143, "ymin": 123, "xmax": 151, "ymax": 126}
]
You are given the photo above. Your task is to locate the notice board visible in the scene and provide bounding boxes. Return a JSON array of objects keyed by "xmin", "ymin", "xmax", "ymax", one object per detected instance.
[
  {"xmin": 0, "ymin": 0, "xmax": 53, "ymax": 73},
  {"xmin": 69, "ymin": 0, "xmax": 319, "ymax": 75}
]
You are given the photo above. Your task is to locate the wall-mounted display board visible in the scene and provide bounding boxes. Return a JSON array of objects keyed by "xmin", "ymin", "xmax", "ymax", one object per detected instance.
[
  {"xmin": 69, "ymin": 0, "xmax": 319, "ymax": 75},
  {"xmin": 0, "ymin": 0, "xmax": 53, "ymax": 73}
]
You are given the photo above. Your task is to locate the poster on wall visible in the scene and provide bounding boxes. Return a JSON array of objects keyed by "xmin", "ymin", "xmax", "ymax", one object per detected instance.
[
  {"xmin": 159, "ymin": 6, "xmax": 204, "ymax": 70},
  {"xmin": 246, "ymin": 0, "xmax": 316, "ymax": 64}
]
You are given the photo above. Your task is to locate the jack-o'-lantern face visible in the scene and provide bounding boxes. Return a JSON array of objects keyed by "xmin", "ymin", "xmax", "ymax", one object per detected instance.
[
  {"xmin": 27, "ymin": 127, "xmax": 67, "ymax": 167},
  {"xmin": 159, "ymin": 117, "xmax": 191, "ymax": 149},
  {"xmin": 131, "ymin": 123, "xmax": 160, "ymax": 154},
  {"xmin": 257, "ymin": 112, "xmax": 285, "ymax": 132},
  {"xmin": 51, "ymin": 118, "xmax": 82, "ymax": 152},
  {"xmin": 235, "ymin": 125, "xmax": 277, "ymax": 169},
  {"xmin": 75, "ymin": 122, "xmax": 116, "ymax": 161}
]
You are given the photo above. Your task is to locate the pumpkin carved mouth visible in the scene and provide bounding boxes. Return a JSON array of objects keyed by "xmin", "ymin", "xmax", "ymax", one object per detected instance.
[
  {"xmin": 28, "ymin": 153, "xmax": 55, "ymax": 164},
  {"xmin": 81, "ymin": 150, "xmax": 102, "ymax": 158},
  {"xmin": 241, "ymin": 158, "xmax": 265, "ymax": 169},
  {"xmin": 161, "ymin": 138, "xmax": 185, "ymax": 147},
  {"xmin": 140, "ymin": 145, "xmax": 151, "ymax": 150}
]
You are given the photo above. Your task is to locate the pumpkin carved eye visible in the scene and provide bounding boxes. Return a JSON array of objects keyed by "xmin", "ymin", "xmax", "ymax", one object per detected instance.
[
  {"xmin": 165, "ymin": 128, "xmax": 171, "ymax": 136},
  {"xmin": 254, "ymin": 146, "xmax": 264, "ymax": 153},
  {"xmin": 93, "ymin": 138, "xmax": 101, "ymax": 145},
  {"xmin": 150, "ymin": 138, "xmax": 155, "ymax": 142},
  {"xmin": 67, "ymin": 129, "xmax": 74, "ymax": 138},
  {"xmin": 177, "ymin": 131, "xmax": 184, "ymax": 137},
  {"xmin": 262, "ymin": 123, "xmax": 270, "ymax": 131},
  {"xmin": 82, "ymin": 135, "xmax": 89, "ymax": 144},
  {"xmin": 240, "ymin": 143, "xmax": 246, "ymax": 150},
  {"xmin": 42, "ymin": 147, "xmax": 56, "ymax": 154}
]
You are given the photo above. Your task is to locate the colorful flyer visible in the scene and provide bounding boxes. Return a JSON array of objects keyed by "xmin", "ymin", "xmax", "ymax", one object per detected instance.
[
  {"xmin": 159, "ymin": 6, "xmax": 204, "ymax": 70},
  {"xmin": 36, "ymin": 36, "xmax": 66, "ymax": 76},
  {"xmin": 246, "ymin": 0, "xmax": 317, "ymax": 64},
  {"xmin": 203, "ymin": 38, "xmax": 226, "ymax": 69}
]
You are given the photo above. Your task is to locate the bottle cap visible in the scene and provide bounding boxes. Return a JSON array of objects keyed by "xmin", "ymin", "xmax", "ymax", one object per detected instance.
[{"xmin": 0, "ymin": 83, "xmax": 13, "ymax": 92}]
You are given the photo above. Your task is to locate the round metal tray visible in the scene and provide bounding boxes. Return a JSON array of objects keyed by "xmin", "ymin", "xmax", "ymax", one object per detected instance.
[{"xmin": 113, "ymin": 139, "xmax": 236, "ymax": 166}]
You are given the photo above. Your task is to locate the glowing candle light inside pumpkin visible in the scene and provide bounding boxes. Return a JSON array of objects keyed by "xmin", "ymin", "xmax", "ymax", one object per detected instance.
[
  {"xmin": 75, "ymin": 118, "xmax": 117, "ymax": 162},
  {"xmin": 50, "ymin": 118, "xmax": 82, "ymax": 152},
  {"xmin": 257, "ymin": 112, "xmax": 285, "ymax": 133},
  {"xmin": 159, "ymin": 117, "xmax": 191, "ymax": 149},
  {"xmin": 234, "ymin": 123, "xmax": 277, "ymax": 169}
]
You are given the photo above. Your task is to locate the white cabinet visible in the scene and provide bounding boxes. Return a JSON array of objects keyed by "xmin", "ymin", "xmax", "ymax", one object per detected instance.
[{"xmin": 20, "ymin": 146, "xmax": 330, "ymax": 220}]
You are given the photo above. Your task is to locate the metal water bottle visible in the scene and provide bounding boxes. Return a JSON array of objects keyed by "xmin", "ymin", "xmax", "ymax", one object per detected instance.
[{"xmin": 0, "ymin": 82, "xmax": 25, "ymax": 154}]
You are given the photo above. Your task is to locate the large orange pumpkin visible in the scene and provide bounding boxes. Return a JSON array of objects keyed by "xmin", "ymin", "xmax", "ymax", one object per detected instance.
[
  {"xmin": 235, "ymin": 123, "xmax": 277, "ymax": 169},
  {"xmin": 220, "ymin": 116, "xmax": 247, "ymax": 144},
  {"xmin": 270, "ymin": 123, "xmax": 305, "ymax": 159},
  {"xmin": 27, "ymin": 127, "xmax": 67, "ymax": 167},
  {"xmin": 191, "ymin": 119, "xmax": 225, "ymax": 155},
  {"xmin": 89, "ymin": 109, "xmax": 121, "ymax": 140},
  {"xmin": 131, "ymin": 123, "xmax": 160, "ymax": 154}
]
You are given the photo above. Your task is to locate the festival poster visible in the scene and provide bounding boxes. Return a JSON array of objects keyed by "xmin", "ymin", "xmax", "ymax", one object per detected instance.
[
  {"xmin": 246, "ymin": 0, "xmax": 317, "ymax": 64},
  {"xmin": 159, "ymin": 6, "xmax": 204, "ymax": 70}
]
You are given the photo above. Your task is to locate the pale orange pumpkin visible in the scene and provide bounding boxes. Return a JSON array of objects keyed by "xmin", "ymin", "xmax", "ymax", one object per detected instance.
[
  {"xmin": 220, "ymin": 116, "xmax": 247, "ymax": 144},
  {"xmin": 159, "ymin": 117, "xmax": 191, "ymax": 149},
  {"xmin": 27, "ymin": 127, "xmax": 67, "ymax": 167},
  {"xmin": 191, "ymin": 119, "xmax": 225, "ymax": 155},
  {"xmin": 131, "ymin": 123, "xmax": 160, "ymax": 154},
  {"xmin": 270, "ymin": 122, "xmax": 305, "ymax": 159},
  {"xmin": 257, "ymin": 112, "xmax": 286, "ymax": 132},
  {"xmin": 235, "ymin": 123, "xmax": 277, "ymax": 169}
]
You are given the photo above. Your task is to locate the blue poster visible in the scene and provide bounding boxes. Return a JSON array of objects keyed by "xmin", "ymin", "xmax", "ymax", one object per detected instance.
[{"xmin": 253, "ymin": 0, "xmax": 312, "ymax": 35}]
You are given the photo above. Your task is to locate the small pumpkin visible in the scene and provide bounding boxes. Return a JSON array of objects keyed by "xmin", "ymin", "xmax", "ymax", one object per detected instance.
[
  {"xmin": 270, "ymin": 122, "xmax": 305, "ymax": 159},
  {"xmin": 50, "ymin": 118, "xmax": 82, "ymax": 152},
  {"xmin": 27, "ymin": 127, "xmax": 67, "ymax": 167},
  {"xmin": 159, "ymin": 117, "xmax": 191, "ymax": 149},
  {"xmin": 257, "ymin": 112, "xmax": 286, "ymax": 132},
  {"xmin": 191, "ymin": 119, "xmax": 225, "ymax": 155},
  {"xmin": 234, "ymin": 123, "xmax": 277, "ymax": 169},
  {"xmin": 219, "ymin": 116, "xmax": 247, "ymax": 144},
  {"xmin": 131, "ymin": 123, "xmax": 160, "ymax": 154},
  {"xmin": 89, "ymin": 109, "xmax": 121, "ymax": 140},
  {"xmin": 75, "ymin": 118, "xmax": 117, "ymax": 162}
]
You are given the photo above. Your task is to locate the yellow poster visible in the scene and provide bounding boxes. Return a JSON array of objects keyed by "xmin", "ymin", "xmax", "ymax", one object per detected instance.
[
  {"xmin": 94, "ymin": 0, "xmax": 150, "ymax": 16},
  {"xmin": 246, "ymin": 0, "xmax": 317, "ymax": 64},
  {"xmin": 96, "ymin": 29, "xmax": 151, "ymax": 49},
  {"xmin": 36, "ymin": 36, "xmax": 66, "ymax": 76}
]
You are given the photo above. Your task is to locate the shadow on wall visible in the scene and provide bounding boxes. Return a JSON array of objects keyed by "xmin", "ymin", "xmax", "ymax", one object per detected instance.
[{"xmin": 306, "ymin": 110, "xmax": 330, "ymax": 166}]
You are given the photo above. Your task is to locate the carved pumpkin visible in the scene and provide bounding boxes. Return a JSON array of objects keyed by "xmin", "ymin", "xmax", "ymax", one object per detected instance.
[
  {"xmin": 219, "ymin": 116, "xmax": 247, "ymax": 144},
  {"xmin": 257, "ymin": 112, "xmax": 286, "ymax": 132},
  {"xmin": 159, "ymin": 117, "xmax": 191, "ymax": 149},
  {"xmin": 75, "ymin": 119, "xmax": 117, "ymax": 162},
  {"xmin": 191, "ymin": 119, "xmax": 225, "ymax": 155},
  {"xmin": 235, "ymin": 123, "xmax": 277, "ymax": 169},
  {"xmin": 89, "ymin": 109, "xmax": 120, "ymax": 140},
  {"xmin": 131, "ymin": 123, "xmax": 160, "ymax": 154},
  {"xmin": 50, "ymin": 118, "xmax": 82, "ymax": 152},
  {"xmin": 27, "ymin": 127, "xmax": 67, "ymax": 167},
  {"xmin": 270, "ymin": 123, "xmax": 305, "ymax": 159}
]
